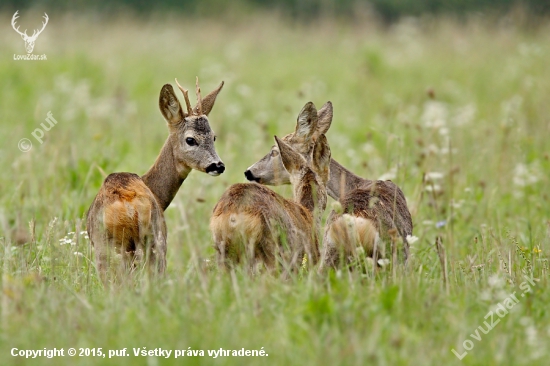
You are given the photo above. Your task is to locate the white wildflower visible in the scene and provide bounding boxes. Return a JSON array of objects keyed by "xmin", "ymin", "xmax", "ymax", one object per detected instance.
[
  {"xmin": 73, "ymin": 252, "xmax": 84, "ymax": 257},
  {"xmin": 425, "ymin": 172, "xmax": 444, "ymax": 180},
  {"xmin": 422, "ymin": 101, "xmax": 448, "ymax": 129},
  {"xmin": 424, "ymin": 184, "xmax": 442, "ymax": 193},
  {"xmin": 59, "ymin": 235, "xmax": 76, "ymax": 246},
  {"xmin": 377, "ymin": 258, "xmax": 390, "ymax": 267},
  {"xmin": 406, "ymin": 235, "xmax": 419, "ymax": 245},
  {"xmin": 513, "ymin": 162, "xmax": 542, "ymax": 187}
]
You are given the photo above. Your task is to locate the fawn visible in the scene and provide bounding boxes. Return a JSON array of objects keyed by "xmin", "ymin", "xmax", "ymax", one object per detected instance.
[
  {"xmin": 210, "ymin": 105, "xmax": 331, "ymax": 272},
  {"xmin": 87, "ymin": 78, "xmax": 225, "ymax": 284},
  {"xmin": 244, "ymin": 101, "xmax": 413, "ymax": 268}
]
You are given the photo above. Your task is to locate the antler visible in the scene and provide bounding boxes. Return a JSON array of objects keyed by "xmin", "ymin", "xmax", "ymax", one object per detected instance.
[
  {"xmin": 11, "ymin": 11, "xmax": 28, "ymax": 37},
  {"xmin": 196, "ymin": 76, "xmax": 203, "ymax": 115},
  {"xmin": 175, "ymin": 78, "xmax": 193, "ymax": 116},
  {"xmin": 30, "ymin": 13, "xmax": 48, "ymax": 40}
]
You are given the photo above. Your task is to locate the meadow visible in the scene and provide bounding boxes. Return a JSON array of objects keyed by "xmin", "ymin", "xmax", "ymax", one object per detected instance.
[{"xmin": 1, "ymin": 11, "xmax": 549, "ymax": 365}]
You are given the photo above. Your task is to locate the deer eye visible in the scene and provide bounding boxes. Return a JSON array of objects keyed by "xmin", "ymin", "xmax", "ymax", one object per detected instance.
[
  {"xmin": 271, "ymin": 150, "xmax": 279, "ymax": 158},
  {"xmin": 185, "ymin": 137, "xmax": 197, "ymax": 146}
]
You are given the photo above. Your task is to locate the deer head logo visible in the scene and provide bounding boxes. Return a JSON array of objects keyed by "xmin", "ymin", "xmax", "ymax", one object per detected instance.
[{"xmin": 11, "ymin": 11, "xmax": 49, "ymax": 54}]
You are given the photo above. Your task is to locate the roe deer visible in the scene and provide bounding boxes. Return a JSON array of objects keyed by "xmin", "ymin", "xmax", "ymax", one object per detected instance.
[
  {"xmin": 244, "ymin": 101, "xmax": 413, "ymax": 267},
  {"xmin": 87, "ymin": 78, "xmax": 225, "ymax": 284},
  {"xmin": 210, "ymin": 108, "xmax": 331, "ymax": 273}
]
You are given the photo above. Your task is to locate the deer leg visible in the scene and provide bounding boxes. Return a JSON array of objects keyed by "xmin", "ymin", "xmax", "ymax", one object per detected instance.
[
  {"xmin": 152, "ymin": 230, "xmax": 167, "ymax": 274},
  {"xmin": 141, "ymin": 233, "xmax": 165, "ymax": 276},
  {"xmin": 94, "ymin": 243, "xmax": 110, "ymax": 286},
  {"xmin": 402, "ymin": 236, "xmax": 410, "ymax": 265},
  {"xmin": 215, "ymin": 239, "xmax": 229, "ymax": 271}
]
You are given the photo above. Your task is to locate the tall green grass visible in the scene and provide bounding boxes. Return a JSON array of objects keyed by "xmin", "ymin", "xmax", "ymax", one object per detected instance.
[{"xmin": 1, "ymin": 13, "xmax": 549, "ymax": 365}]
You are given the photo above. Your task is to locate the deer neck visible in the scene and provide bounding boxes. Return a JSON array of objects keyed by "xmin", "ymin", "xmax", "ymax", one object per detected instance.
[
  {"xmin": 327, "ymin": 159, "xmax": 369, "ymax": 201},
  {"xmin": 293, "ymin": 170, "xmax": 326, "ymax": 227},
  {"xmin": 141, "ymin": 134, "xmax": 190, "ymax": 211}
]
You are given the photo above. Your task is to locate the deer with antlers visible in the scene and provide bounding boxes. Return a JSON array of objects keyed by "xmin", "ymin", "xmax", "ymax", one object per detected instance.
[
  {"xmin": 87, "ymin": 78, "xmax": 225, "ymax": 285},
  {"xmin": 11, "ymin": 11, "xmax": 49, "ymax": 53}
]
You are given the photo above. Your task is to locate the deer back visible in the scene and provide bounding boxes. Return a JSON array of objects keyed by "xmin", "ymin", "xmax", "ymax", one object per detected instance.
[
  {"xmin": 210, "ymin": 182, "xmax": 317, "ymax": 269},
  {"xmin": 322, "ymin": 179, "xmax": 412, "ymax": 268},
  {"xmin": 211, "ymin": 133, "xmax": 331, "ymax": 271},
  {"xmin": 87, "ymin": 173, "xmax": 166, "ymax": 253}
]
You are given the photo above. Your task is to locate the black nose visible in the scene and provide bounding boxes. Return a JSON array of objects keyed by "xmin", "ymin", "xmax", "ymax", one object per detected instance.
[
  {"xmin": 244, "ymin": 170, "xmax": 260, "ymax": 182},
  {"xmin": 206, "ymin": 162, "xmax": 225, "ymax": 174}
]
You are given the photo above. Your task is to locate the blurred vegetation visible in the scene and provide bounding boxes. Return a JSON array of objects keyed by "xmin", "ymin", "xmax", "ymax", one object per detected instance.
[
  {"xmin": 1, "ymin": 8, "xmax": 550, "ymax": 365},
  {"xmin": 1, "ymin": 0, "xmax": 549, "ymax": 21}
]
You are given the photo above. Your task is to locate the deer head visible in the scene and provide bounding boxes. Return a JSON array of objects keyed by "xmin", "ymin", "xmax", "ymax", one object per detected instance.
[
  {"xmin": 11, "ymin": 11, "xmax": 49, "ymax": 53},
  {"xmin": 275, "ymin": 133, "xmax": 331, "ymax": 214},
  {"xmin": 245, "ymin": 101, "xmax": 333, "ymax": 185},
  {"xmin": 158, "ymin": 78, "xmax": 225, "ymax": 176}
]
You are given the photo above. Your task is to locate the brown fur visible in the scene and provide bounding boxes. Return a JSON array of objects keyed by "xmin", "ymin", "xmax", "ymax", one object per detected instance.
[
  {"xmin": 325, "ymin": 214, "xmax": 379, "ymax": 265},
  {"xmin": 87, "ymin": 80, "xmax": 224, "ymax": 285},
  {"xmin": 210, "ymin": 183, "xmax": 318, "ymax": 271},
  {"xmin": 87, "ymin": 173, "xmax": 167, "ymax": 283},
  {"xmin": 211, "ymin": 132, "xmax": 331, "ymax": 273},
  {"xmin": 245, "ymin": 101, "xmax": 413, "ymax": 264},
  {"xmin": 322, "ymin": 180, "xmax": 412, "ymax": 268}
]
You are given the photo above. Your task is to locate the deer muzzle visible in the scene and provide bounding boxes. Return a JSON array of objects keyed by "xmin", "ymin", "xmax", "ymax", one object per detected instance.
[{"xmin": 206, "ymin": 162, "xmax": 225, "ymax": 176}]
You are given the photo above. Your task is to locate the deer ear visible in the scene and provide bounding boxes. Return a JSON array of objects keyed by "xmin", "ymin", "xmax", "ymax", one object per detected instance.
[
  {"xmin": 194, "ymin": 81, "xmax": 224, "ymax": 116},
  {"xmin": 314, "ymin": 101, "xmax": 333, "ymax": 138},
  {"xmin": 311, "ymin": 134, "xmax": 331, "ymax": 183},
  {"xmin": 159, "ymin": 84, "xmax": 184, "ymax": 125},
  {"xmin": 294, "ymin": 102, "xmax": 318, "ymax": 140},
  {"xmin": 275, "ymin": 135, "xmax": 304, "ymax": 174}
]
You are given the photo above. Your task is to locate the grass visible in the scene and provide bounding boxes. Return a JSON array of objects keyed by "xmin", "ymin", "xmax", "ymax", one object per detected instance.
[{"xmin": 1, "ymin": 11, "xmax": 550, "ymax": 365}]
